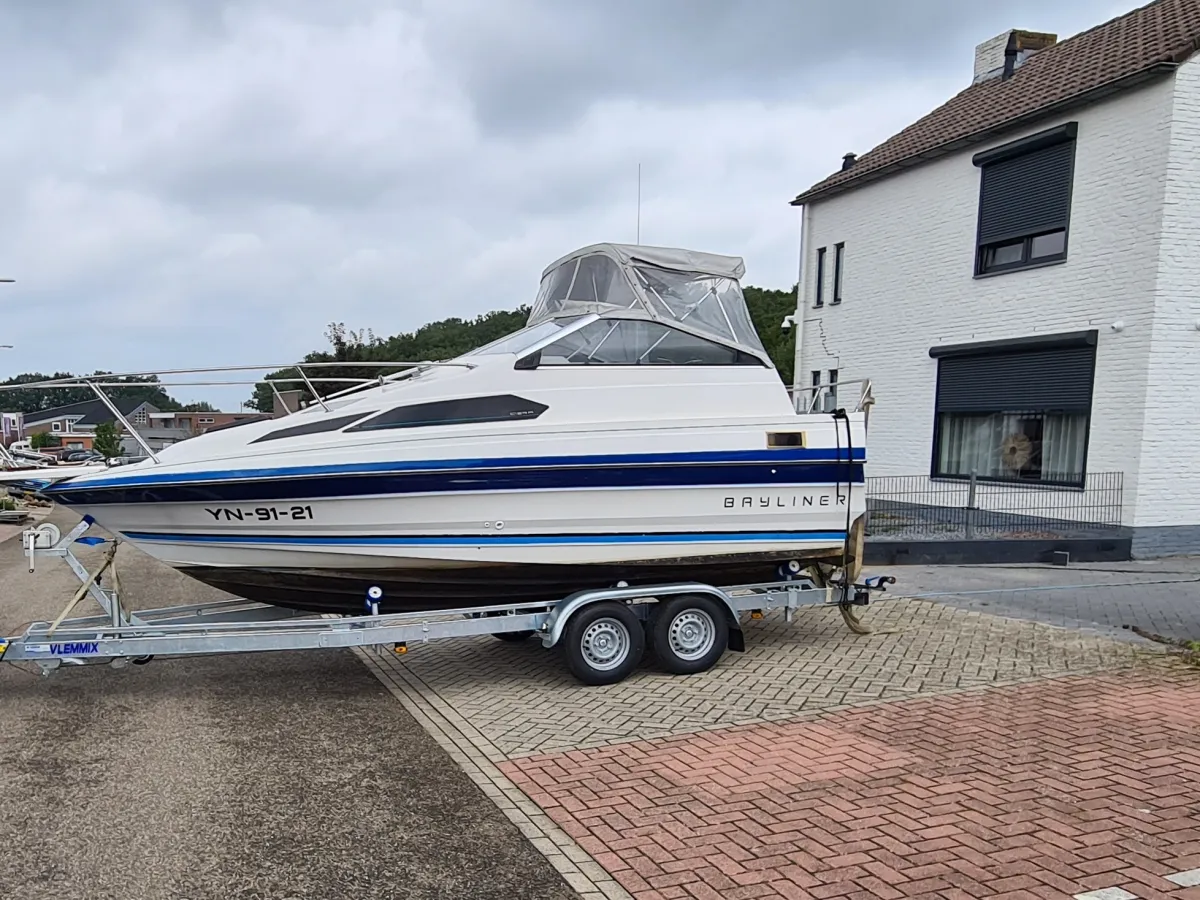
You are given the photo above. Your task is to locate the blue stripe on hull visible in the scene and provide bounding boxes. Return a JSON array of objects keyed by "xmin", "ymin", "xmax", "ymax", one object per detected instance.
[
  {"xmin": 122, "ymin": 530, "xmax": 849, "ymax": 546},
  {"xmin": 49, "ymin": 460, "xmax": 865, "ymax": 507},
  {"xmin": 52, "ymin": 446, "xmax": 867, "ymax": 491}
]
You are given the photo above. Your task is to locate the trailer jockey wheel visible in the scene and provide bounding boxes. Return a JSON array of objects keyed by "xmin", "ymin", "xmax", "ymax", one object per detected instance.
[
  {"xmin": 561, "ymin": 601, "xmax": 644, "ymax": 686},
  {"xmin": 650, "ymin": 595, "xmax": 729, "ymax": 675}
]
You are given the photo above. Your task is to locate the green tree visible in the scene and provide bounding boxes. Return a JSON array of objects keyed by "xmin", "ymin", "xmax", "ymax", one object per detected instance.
[
  {"xmin": 93, "ymin": 421, "xmax": 122, "ymax": 458},
  {"xmin": 0, "ymin": 371, "xmax": 186, "ymax": 414},
  {"xmin": 743, "ymin": 285, "xmax": 798, "ymax": 385},
  {"xmin": 246, "ymin": 309, "xmax": 530, "ymax": 412},
  {"xmin": 29, "ymin": 431, "xmax": 60, "ymax": 450}
]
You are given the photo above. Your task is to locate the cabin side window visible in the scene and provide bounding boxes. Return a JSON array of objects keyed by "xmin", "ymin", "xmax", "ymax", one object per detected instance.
[{"xmin": 517, "ymin": 320, "xmax": 763, "ymax": 368}]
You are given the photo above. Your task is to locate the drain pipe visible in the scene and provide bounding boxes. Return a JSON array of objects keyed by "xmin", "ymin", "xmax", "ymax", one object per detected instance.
[{"xmin": 790, "ymin": 203, "xmax": 809, "ymax": 411}]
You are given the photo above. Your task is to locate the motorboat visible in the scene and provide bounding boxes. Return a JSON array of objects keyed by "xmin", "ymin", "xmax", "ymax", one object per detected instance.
[
  {"xmin": 0, "ymin": 443, "xmax": 108, "ymax": 481},
  {"xmin": 1, "ymin": 244, "xmax": 869, "ymax": 614}
]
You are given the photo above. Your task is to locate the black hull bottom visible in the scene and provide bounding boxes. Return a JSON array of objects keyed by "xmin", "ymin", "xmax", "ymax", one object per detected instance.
[{"xmin": 178, "ymin": 552, "xmax": 834, "ymax": 615}]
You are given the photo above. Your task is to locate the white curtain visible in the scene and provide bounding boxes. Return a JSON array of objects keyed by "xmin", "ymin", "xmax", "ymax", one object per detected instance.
[
  {"xmin": 938, "ymin": 412, "xmax": 1088, "ymax": 483},
  {"xmin": 1041, "ymin": 414, "xmax": 1088, "ymax": 483}
]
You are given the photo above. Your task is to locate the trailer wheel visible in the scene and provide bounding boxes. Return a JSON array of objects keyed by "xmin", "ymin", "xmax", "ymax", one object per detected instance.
[
  {"xmin": 560, "ymin": 601, "xmax": 644, "ymax": 686},
  {"xmin": 650, "ymin": 595, "xmax": 728, "ymax": 675}
]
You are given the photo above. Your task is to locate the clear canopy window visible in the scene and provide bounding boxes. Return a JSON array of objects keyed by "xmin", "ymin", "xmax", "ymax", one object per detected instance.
[
  {"xmin": 522, "ymin": 319, "xmax": 762, "ymax": 367},
  {"xmin": 527, "ymin": 244, "xmax": 771, "ymax": 366},
  {"xmin": 463, "ymin": 317, "xmax": 586, "ymax": 358}
]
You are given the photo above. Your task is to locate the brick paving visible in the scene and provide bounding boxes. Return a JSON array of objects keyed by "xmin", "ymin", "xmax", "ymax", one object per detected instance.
[
  {"xmin": 501, "ymin": 664, "xmax": 1200, "ymax": 900},
  {"xmin": 384, "ymin": 599, "xmax": 1148, "ymax": 757}
]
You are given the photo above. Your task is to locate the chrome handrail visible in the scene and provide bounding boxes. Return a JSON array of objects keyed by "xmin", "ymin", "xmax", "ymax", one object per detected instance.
[
  {"xmin": 0, "ymin": 359, "xmax": 477, "ymax": 465},
  {"xmin": 790, "ymin": 377, "xmax": 874, "ymax": 415},
  {"xmin": 0, "ymin": 359, "xmax": 475, "ymax": 392}
]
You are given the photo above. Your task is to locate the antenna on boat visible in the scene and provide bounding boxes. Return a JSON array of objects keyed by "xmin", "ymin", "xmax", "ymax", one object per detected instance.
[{"xmin": 636, "ymin": 163, "xmax": 642, "ymax": 245}]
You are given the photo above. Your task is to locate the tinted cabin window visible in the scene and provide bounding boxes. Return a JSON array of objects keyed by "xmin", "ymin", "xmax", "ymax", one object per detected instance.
[
  {"xmin": 519, "ymin": 320, "xmax": 762, "ymax": 367},
  {"xmin": 252, "ymin": 411, "xmax": 375, "ymax": 443},
  {"xmin": 345, "ymin": 395, "xmax": 548, "ymax": 432}
]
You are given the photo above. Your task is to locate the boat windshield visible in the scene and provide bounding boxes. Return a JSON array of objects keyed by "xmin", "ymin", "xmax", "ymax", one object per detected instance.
[
  {"xmin": 528, "ymin": 246, "xmax": 768, "ymax": 361},
  {"xmin": 463, "ymin": 316, "xmax": 588, "ymax": 358}
]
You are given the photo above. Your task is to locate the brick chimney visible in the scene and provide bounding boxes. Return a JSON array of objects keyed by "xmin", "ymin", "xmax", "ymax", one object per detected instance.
[
  {"xmin": 272, "ymin": 389, "xmax": 305, "ymax": 418},
  {"xmin": 973, "ymin": 29, "xmax": 1056, "ymax": 84}
]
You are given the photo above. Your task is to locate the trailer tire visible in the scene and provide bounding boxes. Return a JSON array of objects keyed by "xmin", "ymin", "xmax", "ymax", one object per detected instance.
[
  {"xmin": 650, "ymin": 595, "xmax": 728, "ymax": 675},
  {"xmin": 560, "ymin": 601, "xmax": 644, "ymax": 686}
]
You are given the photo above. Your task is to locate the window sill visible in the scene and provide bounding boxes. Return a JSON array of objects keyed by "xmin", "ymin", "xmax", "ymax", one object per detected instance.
[
  {"xmin": 830, "ymin": 300, "xmax": 842, "ymax": 306},
  {"xmin": 973, "ymin": 257, "xmax": 1067, "ymax": 279},
  {"xmin": 930, "ymin": 474, "xmax": 1085, "ymax": 492}
]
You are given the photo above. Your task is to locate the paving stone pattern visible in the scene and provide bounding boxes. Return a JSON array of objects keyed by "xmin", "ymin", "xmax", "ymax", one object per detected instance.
[
  {"xmin": 387, "ymin": 599, "xmax": 1149, "ymax": 757},
  {"xmin": 502, "ymin": 665, "xmax": 1200, "ymax": 900}
]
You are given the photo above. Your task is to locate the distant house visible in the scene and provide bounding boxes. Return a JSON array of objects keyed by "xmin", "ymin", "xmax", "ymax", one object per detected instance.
[
  {"xmin": 146, "ymin": 410, "xmax": 270, "ymax": 436},
  {"xmin": 18, "ymin": 398, "xmax": 270, "ymax": 455},
  {"xmin": 22, "ymin": 398, "xmax": 158, "ymax": 452},
  {"xmin": 125, "ymin": 410, "xmax": 270, "ymax": 455},
  {"xmin": 789, "ymin": 0, "xmax": 1200, "ymax": 556}
]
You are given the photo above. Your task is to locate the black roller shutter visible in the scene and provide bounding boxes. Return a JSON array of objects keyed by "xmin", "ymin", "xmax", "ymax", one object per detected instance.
[
  {"xmin": 978, "ymin": 139, "xmax": 1075, "ymax": 245},
  {"xmin": 935, "ymin": 342, "xmax": 1096, "ymax": 414}
]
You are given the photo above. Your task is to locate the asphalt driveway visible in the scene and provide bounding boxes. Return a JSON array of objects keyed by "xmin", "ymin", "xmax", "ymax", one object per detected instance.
[{"xmin": 0, "ymin": 509, "xmax": 577, "ymax": 900}]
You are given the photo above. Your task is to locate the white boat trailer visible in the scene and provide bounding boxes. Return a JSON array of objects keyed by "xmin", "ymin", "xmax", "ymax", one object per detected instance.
[{"xmin": 1, "ymin": 518, "xmax": 898, "ymax": 685}]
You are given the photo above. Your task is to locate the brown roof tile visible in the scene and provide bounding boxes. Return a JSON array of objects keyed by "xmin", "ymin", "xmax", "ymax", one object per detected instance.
[{"xmin": 791, "ymin": 0, "xmax": 1200, "ymax": 206}]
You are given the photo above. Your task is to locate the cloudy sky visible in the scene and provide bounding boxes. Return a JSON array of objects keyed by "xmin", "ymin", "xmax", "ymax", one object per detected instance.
[{"xmin": 0, "ymin": 0, "xmax": 1130, "ymax": 408}]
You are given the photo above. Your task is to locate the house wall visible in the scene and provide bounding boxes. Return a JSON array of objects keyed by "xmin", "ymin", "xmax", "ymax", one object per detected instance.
[
  {"xmin": 795, "ymin": 75, "xmax": 1177, "ymax": 533},
  {"xmin": 1134, "ymin": 54, "xmax": 1200, "ymax": 553}
]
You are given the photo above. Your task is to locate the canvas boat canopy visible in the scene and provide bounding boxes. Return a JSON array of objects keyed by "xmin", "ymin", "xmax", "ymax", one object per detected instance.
[{"xmin": 528, "ymin": 243, "xmax": 771, "ymax": 366}]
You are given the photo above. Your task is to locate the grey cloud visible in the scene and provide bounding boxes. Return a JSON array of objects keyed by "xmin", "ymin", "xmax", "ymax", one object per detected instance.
[
  {"xmin": 417, "ymin": 0, "xmax": 1084, "ymax": 135},
  {"xmin": 0, "ymin": 0, "xmax": 1128, "ymax": 410}
]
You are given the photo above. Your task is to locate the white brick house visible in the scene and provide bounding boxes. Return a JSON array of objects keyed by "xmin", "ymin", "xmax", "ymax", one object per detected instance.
[{"xmin": 790, "ymin": 0, "xmax": 1200, "ymax": 557}]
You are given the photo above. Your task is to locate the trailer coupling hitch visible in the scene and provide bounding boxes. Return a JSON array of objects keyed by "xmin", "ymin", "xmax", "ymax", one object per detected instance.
[{"xmin": 850, "ymin": 574, "xmax": 896, "ymax": 606}]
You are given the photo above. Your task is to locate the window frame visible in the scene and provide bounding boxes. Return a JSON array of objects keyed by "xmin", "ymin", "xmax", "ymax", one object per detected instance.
[
  {"xmin": 928, "ymin": 331, "xmax": 1097, "ymax": 490},
  {"xmin": 930, "ymin": 409, "xmax": 1091, "ymax": 489},
  {"xmin": 972, "ymin": 122, "xmax": 1077, "ymax": 278},
  {"xmin": 814, "ymin": 247, "xmax": 826, "ymax": 308},
  {"xmin": 832, "ymin": 243, "xmax": 844, "ymax": 304}
]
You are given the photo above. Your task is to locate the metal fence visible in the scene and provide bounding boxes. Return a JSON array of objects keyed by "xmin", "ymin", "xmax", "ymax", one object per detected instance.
[{"xmin": 865, "ymin": 471, "xmax": 1124, "ymax": 540}]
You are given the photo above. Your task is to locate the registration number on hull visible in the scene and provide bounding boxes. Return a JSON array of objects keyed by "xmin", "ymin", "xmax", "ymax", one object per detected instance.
[{"xmin": 205, "ymin": 506, "xmax": 315, "ymax": 522}]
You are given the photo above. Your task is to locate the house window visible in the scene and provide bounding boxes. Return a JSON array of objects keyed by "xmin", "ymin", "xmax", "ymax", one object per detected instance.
[
  {"xmin": 828, "ymin": 368, "xmax": 838, "ymax": 408},
  {"xmin": 814, "ymin": 247, "xmax": 826, "ymax": 307},
  {"xmin": 198, "ymin": 417, "xmax": 213, "ymax": 424},
  {"xmin": 133, "ymin": 410, "xmax": 148, "ymax": 426},
  {"xmin": 930, "ymin": 331, "xmax": 1096, "ymax": 487},
  {"xmin": 51, "ymin": 422, "xmax": 61, "ymax": 432},
  {"xmin": 973, "ymin": 123, "xmax": 1076, "ymax": 276},
  {"xmin": 832, "ymin": 243, "xmax": 844, "ymax": 304}
]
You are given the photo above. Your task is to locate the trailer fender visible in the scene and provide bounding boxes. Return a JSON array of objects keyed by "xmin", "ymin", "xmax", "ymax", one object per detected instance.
[{"xmin": 541, "ymin": 582, "xmax": 741, "ymax": 650}]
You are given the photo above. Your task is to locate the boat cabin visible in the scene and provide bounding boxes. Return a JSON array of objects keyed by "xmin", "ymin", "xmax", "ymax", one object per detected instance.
[{"xmin": 466, "ymin": 244, "xmax": 772, "ymax": 370}]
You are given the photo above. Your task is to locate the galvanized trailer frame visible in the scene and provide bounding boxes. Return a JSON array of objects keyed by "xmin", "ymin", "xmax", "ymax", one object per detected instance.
[{"xmin": 1, "ymin": 519, "xmax": 897, "ymax": 684}]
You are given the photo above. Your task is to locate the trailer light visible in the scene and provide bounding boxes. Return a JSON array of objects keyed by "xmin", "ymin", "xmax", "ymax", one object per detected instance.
[
  {"xmin": 393, "ymin": 642, "xmax": 408, "ymax": 654},
  {"xmin": 750, "ymin": 610, "xmax": 764, "ymax": 619}
]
